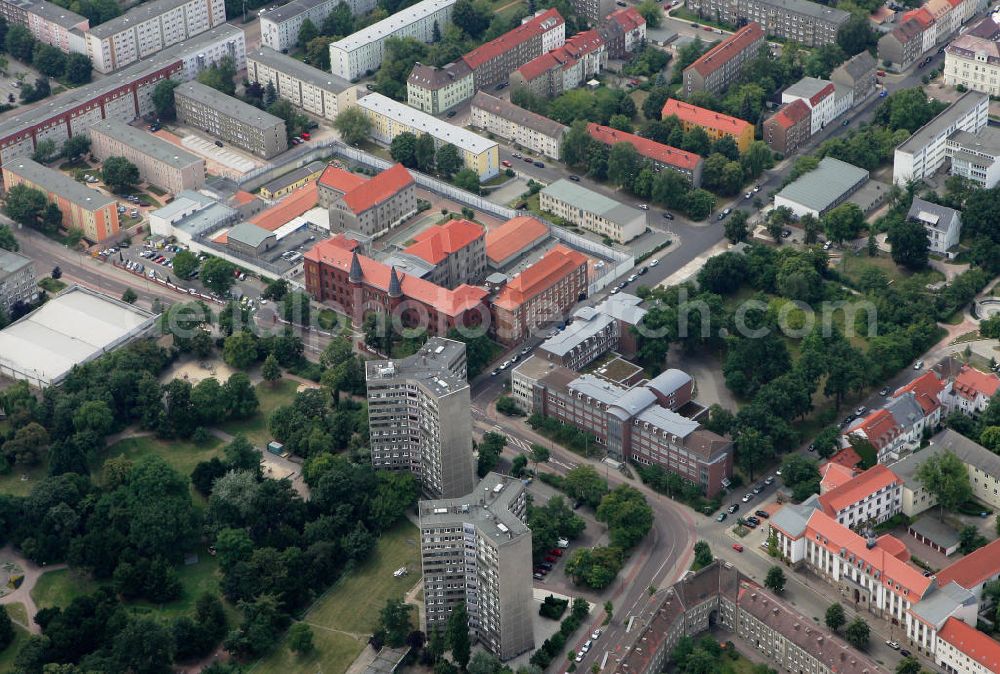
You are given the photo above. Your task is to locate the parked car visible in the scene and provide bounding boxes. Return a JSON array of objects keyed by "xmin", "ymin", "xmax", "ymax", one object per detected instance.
[
  {"xmin": 447, "ymin": 110, "xmax": 457, "ymax": 117},
  {"xmin": 569, "ymin": 175, "xmax": 581, "ymax": 181},
  {"xmin": 534, "ymin": 161, "xmax": 544, "ymax": 168},
  {"xmin": 501, "ymin": 160, "xmax": 512, "ymax": 167},
  {"xmin": 741, "ymin": 493, "xmax": 753, "ymax": 502},
  {"xmin": 886, "ymin": 641, "xmax": 900, "ymax": 650},
  {"xmin": 914, "ymin": 360, "xmax": 924, "ymax": 369},
  {"xmin": 879, "ymin": 89, "xmax": 889, "ymax": 98},
  {"xmin": 755, "ymin": 510, "xmax": 770, "ymax": 519},
  {"xmin": 856, "ymin": 406, "xmax": 867, "ymax": 416},
  {"xmin": 880, "ymin": 386, "xmax": 891, "ymax": 396},
  {"xmin": 549, "ymin": 549, "xmax": 563, "ymax": 557},
  {"xmin": 662, "ymin": 211, "xmax": 674, "ymax": 219},
  {"xmin": 900, "ymin": 650, "xmax": 912, "ymax": 658},
  {"xmin": 716, "ymin": 512, "xmax": 727, "ymax": 522},
  {"xmin": 545, "ymin": 555, "xmax": 557, "ymax": 563},
  {"xmin": 512, "ymin": 152, "xmax": 522, "ymax": 158},
  {"xmin": 732, "ymin": 543, "xmax": 744, "ymax": 552},
  {"xmin": 764, "ymin": 476, "xmax": 775, "ymax": 485},
  {"xmin": 533, "ymin": 572, "xmax": 545, "ymax": 580},
  {"xmin": 728, "ymin": 504, "xmax": 739, "ymax": 514},
  {"xmin": 649, "ymin": 259, "xmax": 659, "ymax": 267},
  {"xmin": 638, "ymin": 204, "xmax": 649, "ymax": 210}
]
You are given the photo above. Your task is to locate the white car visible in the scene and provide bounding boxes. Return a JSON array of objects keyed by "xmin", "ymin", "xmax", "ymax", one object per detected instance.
[
  {"xmin": 638, "ymin": 204, "xmax": 649, "ymax": 210},
  {"xmin": 649, "ymin": 259, "xmax": 659, "ymax": 267},
  {"xmin": 499, "ymin": 360, "xmax": 511, "ymax": 370},
  {"xmin": 591, "ymin": 629, "xmax": 602, "ymax": 640},
  {"xmin": 575, "ymin": 653, "xmax": 584, "ymax": 663},
  {"xmin": 742, "ymin": 493, "xmax": 753, "ymax": 502},
  {"xmin": 886, "ymin": 641, "xmax": 900, "ymax": 650},
  {"xmin": 914, "ymin": 360, "xmax": 924, "ymax": 369}
]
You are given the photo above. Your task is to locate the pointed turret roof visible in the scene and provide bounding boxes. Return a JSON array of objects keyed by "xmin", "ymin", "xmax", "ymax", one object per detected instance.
[
  {"xmin": 388, "ymin": 266, "xmax": 403, "ymax": 297},
  {"xmin": 349, "ymin": 251, "xmax": 363, "ymax": 283}
]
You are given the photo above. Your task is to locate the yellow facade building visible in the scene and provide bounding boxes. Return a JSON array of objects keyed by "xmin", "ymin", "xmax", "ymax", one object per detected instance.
[{"xmin": 662, "ymin": 98, "xmax": 755, "ymax": 153}]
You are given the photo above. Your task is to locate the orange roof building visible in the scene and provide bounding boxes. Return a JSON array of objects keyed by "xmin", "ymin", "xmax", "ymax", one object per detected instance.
[
  {"xmin": 894, "ymin": 371, "xmax": 945, "ymax": 419},
  {"xmin": 317, "ymin": 163, "xmax": 418, "ymax": 239},
  {"xmin": 819, "ymin": 462, "xmax": 856, "ymax": 493},
  {"xmin": 491, "ymin": 244, "xmax": 588, "ymax": 344},
  {"xmin": 304, "ymin": 238, "xmax": 488, "ymax": 334},
  {"xmin": 586, "ymin": 123, "xmax": 704, "ymax": 186},
  {"xmin": 662, "ymin": 98, "xmax": 755, "ymax": 152},
  {"xmin": 937, "ymin": 617, "xmax": 1000, "ymax": 673},
  {"xmin": 934, "ymin": 538, "xmax": 1000, "ymax": 593},
  {"xmin": 817, "ymin": 464, "xmax": 902, "ymax": 526},
  {"xmin": 403, "ymin": 219, "xmax": 486, "ymax": 289},
  {"xmin": 248, "ymin": 181, "xmax": 318, "ymax": 232},
  {"xmin": 947, "ymin": 365, "xmax": 1000, "ymax": 414},
  {"xmin": 461, "ymin": 9, "xmax": 565, "ymax": 92},
  {"xmin": 485, "ymin": 215, "xmax": 549, "ymax": 268}
]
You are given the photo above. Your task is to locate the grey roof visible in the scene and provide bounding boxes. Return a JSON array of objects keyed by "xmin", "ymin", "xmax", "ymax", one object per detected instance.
[
  {"xmin": 567, "ymin": 373, "xmax": 629, "ymax": 405},
  {"xmin": 226, "ymin": 222, "xmax": 274, "ymax": 247},
  {"xmin": 889, "ymin": 429, "xmax": 1000, "ymax": 489},
  {"xmin": 634, "ymin": 405, "xmax": 699, "ymax": 438},
  {"xmin": 512, "ymin": 354, "xmax": 562, "ymax": 382},
  {"xmin": 471, "ymin": 91, "xmax": 569, "ymax": 140},
  {"xmin": 381, "ymin": 252, "xmax": 435, "ymax": 279},
  {"xmin": 409, "ymin": 61, "xmax": 473, "ymax": 90},
  {"xmin": 884, "ymin": 391, "xmax": 925, "ymax": 430},
  {"xmin": 783, "ymin": 76, "xmax": 833, "ymax": 100},
  {"xmin": 834, "ymin": 50, "xmax": 876, "ymax": 82},
  {"xmin": 896, "ymin": 91, "xmax": 989, "ymax": 155},
  {"xmin": 88, "ymin": 119, "xmax": 202, "ymax": 169},
  {"xmin": 908, "ymin": 516, "xmax": 960, "ymax": 550},
  {"xmin": 175, "ymin": 202, "xmax": 237, "ymax": 235},
  {"xmin": 3, "ymin": 159, "xmax": 116, "ymax": 211},
  {"xmin": 756, "ymin": 0, "xmax": 849, "ymax": 24},
  {"xmin": 0, "ymin": 249, "xmax": 33, "ymax": 276},
  {"xmin": 646, "ymin": 368, "xmax": 692, "ymax": 399},
  {"xmin": 0, "ymin": 25, "xmax": 245, "ymax": 142},
  {"xmin": 770, "ymin": 498, "xmax": 822, "ymax": 538},
  {"xmin": 418, "ymin": 472, "xmax": 528, "ymax": 540},
  {"xmin": 909, "ymin": 581, "xmax": 974, "ymax": 628},
  {"xmin": 260, "ymin": 0, "xmax": 331, "ymax": 24},
  {"xmin": 542, "ymin": 179, "xmax": 645, "ymax": 227},
  {"xmin": 907, "ymin": 197, "xmax": 960, "ymax": 229},
  {"xmin": 775, "ymin": 157, "xmax": 868, "ymax": 212},
  {"xmin": 331, "ymin": 0, "xmax": 455, "ymax": 52},
  {"xmin": 540, "ymin": 312, "xmax": 615, "ymax": 357},
  {"xmin": 948, "ymin": 127, "xmax": 1000, "ymax": 156},
  {"xmin": 151, "ymin": 189, "xmax": 216, "ymax": 220},
  {"xmin": 964, "ymin": 14, "xmax": 1000, "ymax": 39},
  {"xmin": 594, "ymin": 292, "xmax": 646, "ymax": 325},
  {"xmin": 26, "ymin": 0, "xmax": 87, "ymax": 28},
  {"xmin": 261, "ymin": 161, "xmax": 327, "ymax": 195},
  {"xmin": 88, "ymin": 0, "xmax": 212, "ymax": 38},
  {"xmin": 357, "ymin": 93, "xmax": 497, "ymax": 154},
  {"xmin": 609, "ymin": 386, "xmax": 657, "ymax": 418},
  {"xmin": 175, "ymin": 81, "xmax": 285, "ymax": 130},
  {"xmin": 365, "ymin": 336, "xmax": 468, "ymax": 394},
  {"xmin": 248, "ymin": 47, "xmax": 355, "ymax": 94}
]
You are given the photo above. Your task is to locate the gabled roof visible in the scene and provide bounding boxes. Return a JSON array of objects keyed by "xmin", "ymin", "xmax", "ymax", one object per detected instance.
[
  {"xmin": 806, "ymin": 509, "xmax": 933, "ymax": 600},
  {"xmin": 783, "ymin": 76, "xmax": 836, "ymax": 106},
  {"xmin": 318, "ymin": 166, "xmax": 367, "ymax": 193},
  {"xmin": 820, "ymin": 462, "xmax": 856, "ymax": 493},
  {"xmin": 586, "ymin": 123, "xmax": 702, "ymax": 171},
  {"xmin": 462, "ymin": 8, "xmax": 564, "ymax": 70},
  {"xmin": 935, "ymin": 538, "xmax": 1000, "ymax": 590},
  {"xmin": 661, "ymin": 99, "xmax": 753, "ymax": 136},
  {"xmin": 404, "ymin": 219, "xmax": 484, "ymax": 265},
  {"xmin": 829, "ymin": 446, "xmax": 863, "ymax": 469},
  {"xmin": 304, "ymin": 239, "xmax": 487, "ymax": 316},
  {"xmin": 847, "ymin": 408, "xmax": 902, "ymax": 450},
  {"xmin": 902, "ymin": 7, "xmax": 935, "ymax": 27},
  {"xmin": 492, "ymin": 244, "xmax": 587, "ymax": 311},
  {"xmin": 888, "ymin": 17, "xmax": 927, "ymax": 44},
  {"xmin": 606, "ymin": 6, "xmax": 644, "ymax": 31},
  {"xmin": 470, "ymin": 92, "xmax": 568, "ymax": 139},
  {"xmin": 485, "ymin": 215, "xmax": 549, "ymax": 264},
  {"xmin": 818, "ymin": 465, "xmax": 901, "ymax": 515},
  {"xmin": 938, "ymin": 617, "xmax": 1000, "ymax": 672},
  {"xmin": 685, "ymin": 22, "xmax": 763, "ymax": 78},
  {"xmin": 343, "ymin": 163, "xmax": 414, "ymax": 214},
  {"xmin": 249, "ymin": 182, "xmax": 318, "ymax": 231},
  {"xmin": 952, "ymin": 365, "xmax": 1000, "ymax": 400},
  {"xmin": 768, "ymin": 99, "xmax": 811, "ymax": 130},
  {"xmin": 893, "ymin": 371, "xmax": 944, "ymax": 415}
]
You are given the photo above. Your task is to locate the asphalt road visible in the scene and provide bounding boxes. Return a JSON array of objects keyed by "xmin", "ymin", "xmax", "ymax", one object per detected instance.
[{"xmin": 471, "ymin": 412, "xmax": 696, "ymax": 673}]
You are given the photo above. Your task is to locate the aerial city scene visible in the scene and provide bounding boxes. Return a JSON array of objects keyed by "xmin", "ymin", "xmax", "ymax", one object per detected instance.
[{"xmin": 0, "ymin": 0, "xmax": 999, "ymax": 669}]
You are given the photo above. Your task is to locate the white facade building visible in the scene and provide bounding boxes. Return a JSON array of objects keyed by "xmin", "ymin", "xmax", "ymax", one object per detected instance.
[
  {"xmin": 259, "ymin": 0, "xmax": 376, "ymax": 52},
  {"xmin": 945, "ymin": 127, "xmax": 1000, "ymax": 188},
  {"xmin": 84, "ymin": 0, "xmax": 227, "ymax": 73},
  {"xmin": 247, "ymin": 47, "xmax": 358, "ymax": 121},
  {"xmin": 328, "ymin": 0, "xmax": 455, "ymax": 80},
  {"xmin": 906, "ymin": 197, "xmax": 961, "ymax": 256},
  {"xmin": 781, "ymin": 77, "xmax": 838, "ymax": 135},
  {"xmin": 893, "ymin": 91, "xmax": 989, "ymax": 185}
]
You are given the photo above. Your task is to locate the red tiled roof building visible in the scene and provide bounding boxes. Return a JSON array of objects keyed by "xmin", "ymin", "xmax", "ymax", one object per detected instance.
[
  {"xmin": 317, "ymin": 163, "xmax": 417, "ymax": 238},
  {"xmin": 683, "ymin": 22, "xmax": 765, "ymax": 96},
  {"xmin": 586, "ymin": 123, "xmax": 704, "ymax": 186},
  {"xmin": 763, "ymin": 99, "xmax": 812, "ymax": 155},
  {"xmin": 461, "ymin": 9, "xmax": 566, "ymax": 93},
  {"xmin": 661, "ymin": 98, "xmax": 755, "ymax": 152},
  {"xmin": 511, "ymin": 29, "xmax": 607, "ymax": 99},
  {"xmin": 491, "ymin": 244, "xmax": 588, "ymax": 344},
  {"xmin": 403, "ymin": 218, "xmax": 487, "ymax": 289},
  {"xmin": 304, "ymin": 237, "xmax": 489, "ymax": 335}
]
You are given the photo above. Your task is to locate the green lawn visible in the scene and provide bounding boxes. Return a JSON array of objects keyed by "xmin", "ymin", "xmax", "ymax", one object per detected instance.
[
  {"xmin": 303, "ymin": 520, "xmax": 420, "ymax": 634},
  {"xmin": 31, "ymin": 551, "xmax": 238, "ymax": 623},
  {"xmin": 837, "ymin": 253, "xmax": 944, "ymax": 287},
  {"xmin": 95, "ymin": 435, "xmax": 224, "ymax": 499},
  {"xmin": 252, "ymin": 624, "xmax": 365, "ymax": 674},
  {"xmin": 0, "ymin": 605, "xmax": 29, "ymax": 674},
  {"xmin": 0, "ymin": 461, "xmax": 50, "ymax": 497},
  {"xmin": 37, "ymin": 278, "xmax": 66, "ymax": 294},
  {"xmin": 218, "ymin": 378, "xmax": 300, "ymax": 449}
]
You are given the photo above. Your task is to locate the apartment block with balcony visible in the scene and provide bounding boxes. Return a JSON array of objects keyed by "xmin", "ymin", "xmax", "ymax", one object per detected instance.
[
  {"xmin": 21, "ymin": 0, "xmax": 88, "ymax": 53},
  {"xmin": 461, "ymin": 9, "xmax": 565, "ymax": 92},
  {"xmin": 469, "ymin": 92, "xmax": 568, "ymax": 160},
  {"xmin": 84, "ymin": 0, "xmax": 227, "ymax": 73},
  {"xmin": 366, "ymin": 337, "xmax": 476, "ymax": 499},
  {"xmin": 88, "ymin": 119, "xmax": 205, "ymax": 194},
  {"xmin": 247, "ymin": 47, "xmax": 358, "ymax": 122},
  {"xmin": 174, "ymin": 81, "xmax": 287, "ymax": 159},
  {"xmin": 893, "ymin": 91, "xmax": 988, "ymax": 185},
  {"xmin": 419, "ymin": 473, "xmax": 533, "ymax": 660},
  {"xmin": 945, "ymin": 126, "xmax": 1000, "ymax": 188},
  {"xmin": 683, "ymin": 22, "xmax": 764, "ymax": 96},
  {"xmin": 407, "ymin": 61, "xmax": 475, "ymax": 114},
  {"xmin": 259, "ymin": 0, "xmax": 376, "ymax": 52},
  {"xmin": 684, "ymin": 0, "xmax": 849, "ymax": 46},
  {"xmin": 0, "ymin": 249, "xmax": 37, "ymax": 316}
]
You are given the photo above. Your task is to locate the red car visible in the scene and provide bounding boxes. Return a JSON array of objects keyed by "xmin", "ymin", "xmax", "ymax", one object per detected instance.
[
  {"xmin": 301, "ymin": 132, "xmax": 311, "ymax": 140},
  {"xmin": 732, "ymin": 543, "xmax": 744, "ymax": 552},
  {"xmin": 549, "ymin": 549, "xmax": 563, "ymax": 557},
  {"xmin": 545, "ymin": 555, "xmax": 558, "ymax": 563}
]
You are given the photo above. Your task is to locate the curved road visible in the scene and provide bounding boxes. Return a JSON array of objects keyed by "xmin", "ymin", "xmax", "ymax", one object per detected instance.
[{"xmin": 471, "ymin": 409, "xmax": 696, "ymax": 672}]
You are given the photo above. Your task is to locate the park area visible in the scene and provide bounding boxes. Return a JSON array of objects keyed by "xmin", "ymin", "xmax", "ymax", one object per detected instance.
[{"xmin": 253, "ymin": 520, "xmax": 421, "ymax": 674}]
